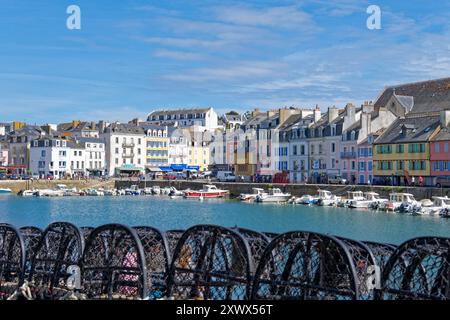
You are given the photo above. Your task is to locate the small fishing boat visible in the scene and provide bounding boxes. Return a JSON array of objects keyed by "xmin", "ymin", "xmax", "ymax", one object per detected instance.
[
  {"xmin": 339, "ymin": 191, "xmax": 365, "ymax": 207},
  {"xmin": 256, "ymin": 188, "xmax": 291, "ymax": 203},
  {"xmin": 349, "ymin": 192, "xmax": 388, "ymax": 209},
  {"xmin": 317, "ymin": 190, "xmax": 341, "ymax": 206},
  {"xmin": 142, "ymin": 187, "xmax": 153, "ymax": 195},
  {"xmin": 290, "ymin": 194, "xmax": 318, "ymax": 205},
  {"xmin": 0, "ymin": 188, "xmax": 12, "ymax": 194},
  {"xmin": 36, "ymin": 189, "xmax": 65, "ymax": 197},
  {"xmin": 85, "ymin": 188, "xmax": 105, "ymax": 196},
  {"xmin": 125, "ymin": 185, "xmax": 141, "ymax": 196},
  {"xmin": 151, "ymin": 186, "xmax": 161, "ymax": 195},
  {"xmin": 169, "ymin": 187, "xmax": 185, "ymax": 198},
  {"xmin": 18, "ymin": 189, "xmax": 36, "ymax": 196},
  {"xmin": 162, "ymin": 187, "xmax": 172, "ymax": 195},
  {"xmin": 420, "ymin": 197, "xmax": 450, "ymax": 215},
  {"xmin": 239, "ymin": 188, "xmax": 267, "ymax": 202},
  {"xmin": 103, "ymin": 189, "xmax": 117, "ymax": 196},
  {"xmin": 184, "ymin": 185, "xmax": 229, "ymax": 199},
  {"xmin": 382, "ymin": 193, "xmax": 419, "ymax": 212}
]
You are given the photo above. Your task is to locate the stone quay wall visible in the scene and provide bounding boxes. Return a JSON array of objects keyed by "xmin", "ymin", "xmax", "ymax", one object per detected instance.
[{"xmin": 115, "ymin": 179, "xmax": 450, "ymax": 200}]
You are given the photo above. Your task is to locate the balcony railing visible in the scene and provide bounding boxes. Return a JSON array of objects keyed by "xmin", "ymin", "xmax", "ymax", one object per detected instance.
[
  {"xmin": 122, "ymin": 154, "xmax": 135, "ymax": 158},
  {"xmin": 341, "ymin": 152, "xmax": 357, "ymax": 159},
  {"xmin": 122, "ymin": 143, "xmax": 135, "ymax": 148}
]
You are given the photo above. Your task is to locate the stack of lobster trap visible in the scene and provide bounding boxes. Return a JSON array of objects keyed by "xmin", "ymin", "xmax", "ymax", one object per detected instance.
[{"xmin": 0, "ymin": 222, "xmax": 449, "ymax": 300}]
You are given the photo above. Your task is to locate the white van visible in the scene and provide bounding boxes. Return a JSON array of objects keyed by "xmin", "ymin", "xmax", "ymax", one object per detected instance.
[{"xmin": 217, "ymin": 171, "xmax": 236, "ymax": 182}]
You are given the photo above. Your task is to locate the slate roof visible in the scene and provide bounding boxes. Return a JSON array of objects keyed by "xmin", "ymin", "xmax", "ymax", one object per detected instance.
[
  {"xmin": 148, "ymin": 108, "xmax": 212, "ymax": 118},
  {"xmin": 374, "ymin": 77, "xmax": 450, "ymax": 114},
  {"xmin": 374, "ymin": 115, "xmax": 441, "ymax": 144},
  {"xmin": 432, "ymin": 127, "xmax": 450, "ymax": 142},
  {"xmin": 104, "ymin": 123, "xmax": 145, "ymax": 135}
]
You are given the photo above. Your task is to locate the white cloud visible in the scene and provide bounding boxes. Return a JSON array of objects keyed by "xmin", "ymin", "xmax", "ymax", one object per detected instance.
[{"xmin": 152, "ymin": 49, "xmax": 204, "ymax": 61}]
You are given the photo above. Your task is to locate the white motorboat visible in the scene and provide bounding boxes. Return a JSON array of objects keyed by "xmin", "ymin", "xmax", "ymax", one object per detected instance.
[
  {"xmin": 152, "ymin": 186, "xmax": 161, "ymax": 195},
  {"xmin": 256, "ymin": 188, "xmax": 291, "ymax": 203},
  {"xmin": 184, "ymin": 185, "xmax": 229, "ymax": 199},
  {"xmin": 36, "ymin": 189, "xmax": 65, "ymax": 197},
  {"xmin": 142, "ymin": 187, "xmax": 153, "ymax": 195},
  {"xmin": 0, "ymin": 188, "xmax": 12, "ymax": 194},
  {"xmin": 421, "ymin": 197, "xmax": 450, "ymax": 215},
  {"xmin": 103, "ymin": 189, "xmax": 117, "ymax": 196},
  {"xmin": 239, "ymin": 188, "xmax": 267, "ymax": 202},
  {"xmin": 85, "ymin": 188, "xmax": 105, "ymax": 196},
  {"xmin": 169, "ymin": 187, "xmax": 185, "ymax": 198},
  {"xmin": 339, "ymin": 191, "xmax": 365, "ymax": 207},
  {"xmin": 382, "ymin": 193, "xmax": 419, "ymax": 212},
  {"xmin": 162, "ymin": 187, "xmax": 172, "ymax": 195},
  {"xmin": 18, "ymin": 189, "xmax": 37, "ymax": 197},
  {"xmin": 290, "ymin": 194, "xmax": 318, "ymax": 205},
  {"xmin": 349, "ymin": 192, "xmax": 388, "ymax": 209},
  {"xmin": 317, "ymin": 190, "xmax": 341, "ymax": 206},
  {"xmin": 125, "ymin": 185, "xmax": 141, "ymax": 196}
]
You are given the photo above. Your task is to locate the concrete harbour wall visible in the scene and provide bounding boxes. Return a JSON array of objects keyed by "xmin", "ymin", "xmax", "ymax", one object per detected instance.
[{"xmin": 115, "ymin": 180, "xmax": 450, "ymax": 200}]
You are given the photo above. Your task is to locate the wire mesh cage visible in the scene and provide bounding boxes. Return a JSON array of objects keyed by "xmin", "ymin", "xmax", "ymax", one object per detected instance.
[
  {"xmin": 251, "ymin": 231, "xmax": 359, "ymax": 300},
  {"xmin": 167, "ymin": 225, "xmax": 254, "ymax": 300},
  {"xmin": 337, "ymin": 237, "xmax": 378, "ymax": 300},
  {"xmin": 363, "ymin": 241, "xmax": 397, "ymax": 274},
  {"xmin": 19, "ymin": 226, "xmax": 43, "ymax": 280},
  {"xmin": 81, "ymin": 224, "xmax": 147, "ymax": 300},
  {"xmin": 80, "ymin": 227, "xmax": 94, "ymax": 242},
  {"xmin": 232, "ymin": 227, "xmax": 271, "ymax": 270},
  {"xmin": 378, "ymin": 237, "xmax": 450, "ymax": 300},
  {"xmin": 133, "ymin": 226, "xmax": 171, "ymax": 299},
  {"xmin": 28, "ymin": 222, "xmax": 84, "ymax": 300},
  {"xmin": 166, "ymin": 230, "xmax": 185, "ymax": 256},
  {"xmin": 0, "ymin": 224, "xmax": 25, "ymax": 300}
]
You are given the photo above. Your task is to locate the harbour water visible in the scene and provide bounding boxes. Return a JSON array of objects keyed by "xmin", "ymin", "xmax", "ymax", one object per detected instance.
[{"xmin": 0, "ymin": 194, "xmax": 449, "ymax": 244}]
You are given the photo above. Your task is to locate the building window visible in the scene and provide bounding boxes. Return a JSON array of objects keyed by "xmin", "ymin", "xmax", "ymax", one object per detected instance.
[
  {"xmin": 331, "ymin": 143, "xmax": 335, "ymax": 153},
  {"xmin": 435, "ymin": 143, "xmax": 440, "ymax": 153},
  {"xmin": 41, "ymin": 150, "xmax": 46, "ymax": 157}
]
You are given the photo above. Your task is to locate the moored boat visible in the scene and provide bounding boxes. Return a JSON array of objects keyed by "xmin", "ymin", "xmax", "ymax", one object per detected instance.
[
  {"xmin": 317, "ymin": 190, "xmax": 341, "ymax": 206},
  {"xmin": 349, "ymin": 192, "xmax": 388, "ymax": 209},
  {"xmin": 184, "ymin": 185, "xmax": 229, "ymax": 199},
  {"xmin": 0, "ymin": 188, "xmax": 12, "ymax": 194},
  {"xmin": 239, "ymin": 188, "xmax": 267, "ymax": 202},
  {"xmin": 169, "ymin": 187, "xmax": 185, "ymax": 198},
  {"xmin": 421, "ymin": 196, "xmax": 450, "ymax": 215},
  {"xmin": 256, "ymin": 188, "xmax": 291, "ymax": 203}
]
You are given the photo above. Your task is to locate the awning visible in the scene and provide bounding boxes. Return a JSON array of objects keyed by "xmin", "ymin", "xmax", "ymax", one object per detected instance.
[
  {"xmin": 170, "ymin": 164, "xmax": 187, "ymax": 171},
  {"xmin": 146, "ymin": 167, "xmax": 162, "ymax": 172},
  {"xmin": 159, "ymin": 166, "xmax": 172, "ymax": 172},
  {"xmin": 186, "ymin": 166, "xmax": 200, "ymax": 171}
]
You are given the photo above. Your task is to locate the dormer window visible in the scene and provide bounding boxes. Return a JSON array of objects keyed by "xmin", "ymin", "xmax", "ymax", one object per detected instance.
[{"xmin": 44, "ymin": 140, "xmax": 49, "ymax": 147}]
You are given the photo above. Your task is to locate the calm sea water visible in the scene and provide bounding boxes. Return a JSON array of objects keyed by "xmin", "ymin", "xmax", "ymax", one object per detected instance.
[{"xmin": 0, "ymin": 194, "xmax": 449, "ymax": 244}]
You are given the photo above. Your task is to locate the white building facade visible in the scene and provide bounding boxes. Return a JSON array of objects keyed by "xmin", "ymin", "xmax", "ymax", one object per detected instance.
[
  {"xmin": 78, "ymin": 138, "xmax": 106, "ymax": 177},
  {"xmin": 146, "ymin": 108, "xmax": 219, "ymax": 132},
  {"xmin": 30, "ymin": 138, "xmax": 70, "ymax": 179},
  {"xmin": 101, "ymin": 124, "xmax": 146, "ymax": 176}
]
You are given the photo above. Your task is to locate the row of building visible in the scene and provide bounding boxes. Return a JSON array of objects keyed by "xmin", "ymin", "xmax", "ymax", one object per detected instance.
[{"xmin": 1, "ymin": 77, "xmax": 450, "ymax": 185}]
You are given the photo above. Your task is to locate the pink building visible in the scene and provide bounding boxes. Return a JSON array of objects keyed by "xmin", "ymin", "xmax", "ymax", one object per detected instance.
[
  {"xmin": 430, "ymin": 133, "xmax": 450, "ymax": 176},
  {"xmin": 0, "ymin": 142, "xmax": 8, "ymax": 166}
]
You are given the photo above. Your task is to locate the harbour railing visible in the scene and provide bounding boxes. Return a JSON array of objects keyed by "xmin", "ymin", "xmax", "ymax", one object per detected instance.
[{"xmin": 0, "ymin": 222, "xmax": 448, "ymax": 301}]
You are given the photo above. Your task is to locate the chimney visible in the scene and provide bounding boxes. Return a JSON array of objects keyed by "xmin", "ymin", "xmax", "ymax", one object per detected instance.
[
  {"xmin": 362, "ymin": 101, "xmax": 374, "ymax": 114},
  {"xmin": 314, "ymin": 105, "xmax": 321, "ymax": 122},
  {"xmin": 440, "ymin": 109, "xmax": 450, "ymax": 128},
  {"xmin": 328, "ymin": 106, "xmax": 339, "ymax": 123}
]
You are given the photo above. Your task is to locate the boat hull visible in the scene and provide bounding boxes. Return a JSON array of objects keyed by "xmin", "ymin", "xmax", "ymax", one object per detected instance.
[{"xmin": 184, "ymin": 191, "xmax": 229, "ymax": 199}]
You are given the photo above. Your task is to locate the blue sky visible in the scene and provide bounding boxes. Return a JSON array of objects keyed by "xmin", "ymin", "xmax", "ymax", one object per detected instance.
[{"xmin": 0, "ymin": 0, "xmax": 449, "ymax": 124}]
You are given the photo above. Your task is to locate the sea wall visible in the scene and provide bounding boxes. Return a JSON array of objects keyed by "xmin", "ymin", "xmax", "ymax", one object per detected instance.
[
  {"xmin": 115, "ymin": 179, "xmax": 450, "ymax": 199},
  {"xmin": 0, "ymin": 179, "xmax": 115, "ymax": 194}
]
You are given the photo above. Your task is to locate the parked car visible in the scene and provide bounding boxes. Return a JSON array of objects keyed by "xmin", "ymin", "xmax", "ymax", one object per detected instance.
[
  {"xmin": 200, "ymin": 171, "xmax": 213, "ymax": 179},
  {"xmin": 163, "ymin": 173, "xmax": 178, "ymax": 180},
  {"xmin": 216, "ymin": 171, "xmax": 236, "ymax": 182},
  {"xmin": 21, "ymin": 174, "xmax": 32, "ymax": 180},
  {"xmin": 435, "ymin": 176, "xmax": 450, "ymax": 188},
  {"xmin": 328, "ymin": 175, "xmax": 347, "ymax": 185},
  {"xmin": 0, "ymin": 173, "xmax": 7, "ymax": 180},
  {"xmin": 9, "ymin": 174, "xmax": 20, "ymax": 180}
]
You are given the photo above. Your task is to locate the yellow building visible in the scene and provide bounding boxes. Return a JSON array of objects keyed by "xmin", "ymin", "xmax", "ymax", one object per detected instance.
[
  {"xmin": 143, "ymin": 125, "xmax": 170, "ymax": 168},
  {"xmin": 188, "ymin": 142, "xmax": 210, "ymax": 172},
  {"xmin": 373, "ymin": 115, "xmax": 440, "ymax": 185}
]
